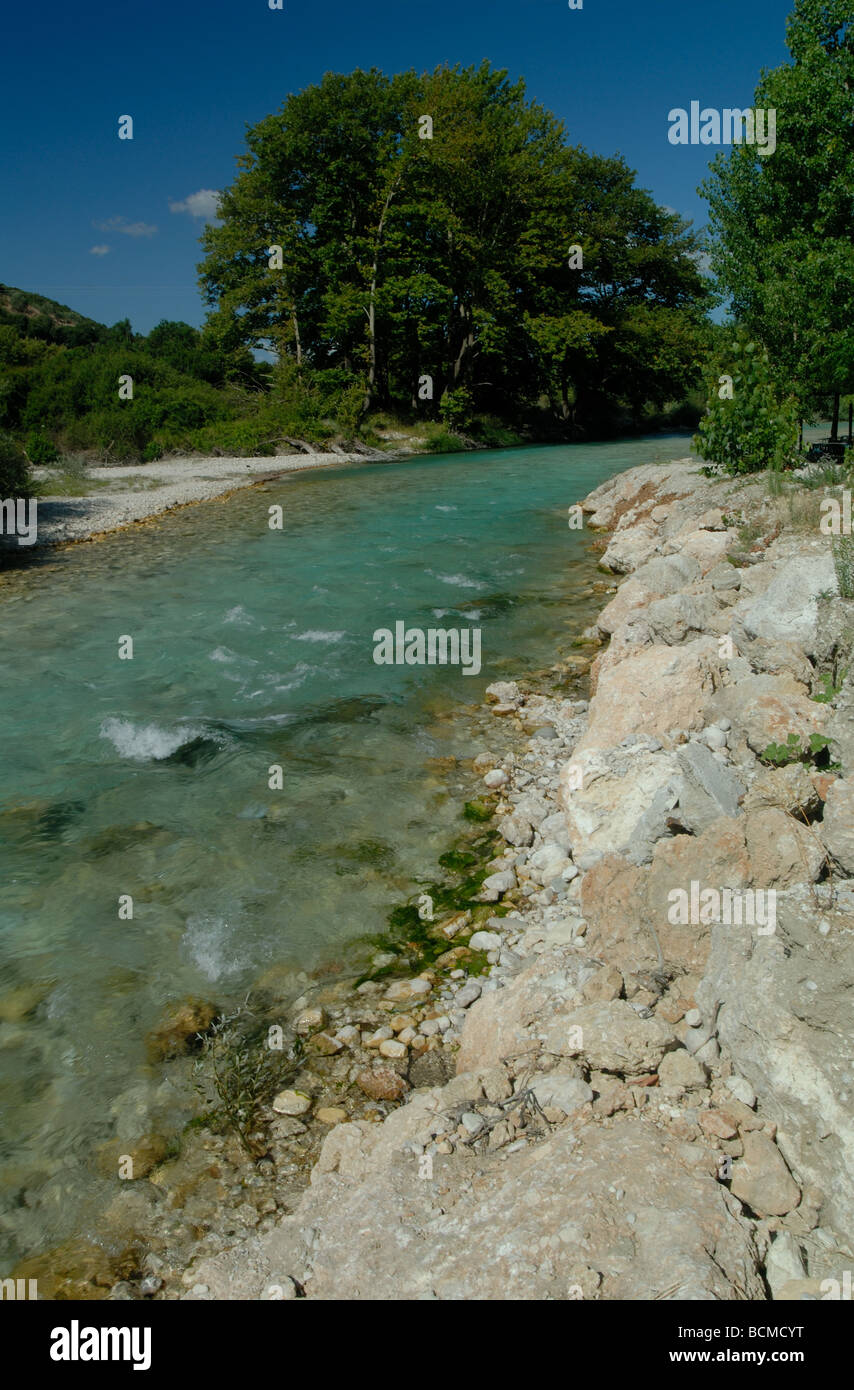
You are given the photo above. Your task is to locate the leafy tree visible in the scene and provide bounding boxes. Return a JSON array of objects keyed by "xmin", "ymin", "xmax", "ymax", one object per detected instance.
[
  {"xmin": 199, "ymin": 63, "xmax": 711, "ymax": 435},
  {"xmin": 0, "ymin": 431, "xmax": 30, "ymax": 495},
  {"xmin": 694, "ymin": 334, "xmax": 799, "ymax": 474},
  {"xmin": 701, "ymin": 0, "xmax": 854, "ymax": 434}
]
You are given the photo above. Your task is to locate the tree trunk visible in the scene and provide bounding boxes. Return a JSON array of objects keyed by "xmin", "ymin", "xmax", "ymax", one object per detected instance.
[
  {"xmin": 831, "ymin": 392, "xmax": 840, "ymax": 441},
  {"xmin": 363, "ymin": 174, "xmax": 403, "ymax": 414}
]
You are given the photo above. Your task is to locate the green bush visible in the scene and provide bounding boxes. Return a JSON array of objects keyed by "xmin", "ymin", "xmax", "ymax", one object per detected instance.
[
  {"xmin": 439, "ymin": 386, "xmax": 474, "ymax": 432},
  {"xmin": 25, "ymin": 430, "xmax": 59, "ymax": 465},
  {"xmin": 693, "ymin": 337, "xmax": 798, "ymax": 475},
  {"xmin": 0, "ymin": 431, "xmax": 31, "ymax": 495}
]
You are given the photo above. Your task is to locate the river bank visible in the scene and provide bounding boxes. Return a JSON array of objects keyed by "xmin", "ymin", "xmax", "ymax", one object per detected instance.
[
  {"xmin": 21, "ymin": 449, "xmax": 397, "ymax": 549},
  {"xmin": 152, "ymin": 454, "xmax": 853, "ymax": 1302}
]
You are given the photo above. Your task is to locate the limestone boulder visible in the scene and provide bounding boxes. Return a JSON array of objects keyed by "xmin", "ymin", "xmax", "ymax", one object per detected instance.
[
  {"xmin": 184, "ymin": 1116, "xmax": 764, "ymax": 1300},
  {"xmin": 818, "ymin": 778, "xmax": 854, "ymax": 875},
  {"xmin": 698, "ymin": 893, "xmax": 854, "ymax": 1233},
  {"xmin": 737, "ymin": 551, "xmax": 838, "ymax": 660},
  {"xmin": 577, "ymin": 638, "xmax": 724, "ymax": 755},
  {"xmin": 600, "ymin": 521, "xmax": 661, "ymax": 574}
]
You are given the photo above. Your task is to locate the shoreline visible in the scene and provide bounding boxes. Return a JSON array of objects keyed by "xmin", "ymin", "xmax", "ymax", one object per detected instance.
[
  {"xmin": 164, "ymin": 454, "xmax": 853, "ymax": 1301},
  {"xmin": 17, "ymin": 449, "xmax": 405, "ymax": 551},
  {"xmin": 12, "ymin": 451, "xmax": 853, "ymax": 1300}
]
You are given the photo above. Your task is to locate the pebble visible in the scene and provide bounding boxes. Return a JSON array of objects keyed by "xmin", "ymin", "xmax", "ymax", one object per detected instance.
[
  {"xmin": 456, "ymin": 982, "xmax": 482, "ymax": 1008},
  {"xmin": 315, "ymin": 1106, "xmax": 348, "ymax": 1124},
  {"xmin": 483, "ymin": 769, "xmax": 509, "ymax": 788},
  {"xmin": 379, "ymin": 1039, "xmax": 408, "ymax": 1059},
  {"xmin": 684, "ymin": 1008, "xmax": 702, "ymax": 1028},
  {"xmin": 469, "ymin": 930, "xmax": 502, "ymax": 951},
  {"xmin": 725, "ymin": 1075, "xmax": 757, "ymax": 1108},
  {"xmin": 294, "ymin": 1007, "xmax": 326, "ymax": 1035},
  {"xmin": 272, "ymin": 1090, "xmax": 312, "ymax": 1116}
]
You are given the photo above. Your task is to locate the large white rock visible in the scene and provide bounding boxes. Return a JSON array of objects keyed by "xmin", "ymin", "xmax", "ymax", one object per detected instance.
[{"xmin": 738, "ymin": 551, "xmax": 838, "ymax": 659}]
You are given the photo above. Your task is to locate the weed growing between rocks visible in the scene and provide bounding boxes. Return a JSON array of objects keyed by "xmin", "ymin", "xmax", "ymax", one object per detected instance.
[
  {"xmin": 192, "ymin": 1006, "xmax": 301, "ymax": 1159},
  {"xmin": 832, "ymin": 535, "xmax": 854, "ymax": 598}
]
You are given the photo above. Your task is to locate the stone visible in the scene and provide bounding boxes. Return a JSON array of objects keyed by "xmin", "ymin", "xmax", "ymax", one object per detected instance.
[
  {"xmin": 576, "ymin": 638, "xmax": 725, "ymax": 755},
  {"xmin": 708, "ymin": 673, "xmax": 827, "ymax": 758},
  {"xmin": 455, "ymin": 982, "xmax": 482, "ymax": 1008},
  {"xmin": 185, "ymin": 1112, "xmax": 764, "ymax": 1301},
  {"xmin": 478, "ymin": 870, "xmax": 516, "ymax": 901},
  {"xmin": 384, "ymin": 978, "xmax": 432, "ymax": 1003},
  {"xmin": 145, "ymin": 998, "xmax": 218, "ymax": 1061},
  {"xmin": 485, "ymin": 681, "xmax": 521, "ymax": 707},
  {"xmin": 581, "ymin": 964, "xmax": 624, "ymax": 1003},
  {"xmin": 469, "ymin": 930, "xmax": 502, "ymax": 952},
  {"xmin": 742, "ymin": 763, "xmax": 820, "ymax": 819},
  {"xmin": 310, "ymin": 1032, "xmax": 343, "ymax": 1056},
  {"xmin": 272, "ymin": 1090, "xmax": 312, "ymax": 1117},
  {"xmin": 676, "ymin": 529, "xmax": 733, "ymax": 572},
  {"xmin": 556, "ymin": 1000, "xmax": 676, "ymax": 1077},
  {"xmin": 483, "ymin": 769, "xmax": 508, "ymax": 789},
  {"xmin": 460, "ymin": 1111, "xmax": 484, "ymax": 1136},
  {"xmin": 765, "ymin": 1232, "xmax": 806, "ymax": 1299},
  {"xmin": 355, "ymin": 1068, "xmax": 408, "ymax": 1103},
  {"xmin": 658, "ymin": 1051, "xmax": 707, "ymax": 1092},
  {"xmin": 530, "ymin": 1074, "xmax": 593, "ymax": 1114},
  {"xmin": 498, "ymin": 811, "xmax": 534, "ymax": 847},
  {"xmin": 378, "ymin": 1039, "xmax": 407, "ymax": 1059},
  {"xmin": 725, "ymin": 1076, "xmax": 756, "ymax": 1108},
  {"xmin": 294, "ymin": 1007, "xmax": 326, "ymax": 1035},
  {"xmin": 96, "ymin": 1133, "xmax": 169, "ymax": 1180},
  {"xmin": 738, "ymin": 552, "xmax": 838, "ymax": 659},
  {"xmin": 527, "ymin": 843, "xmax": 571, "ymax": 885},
  {"xmin": 699, "ymin": 1110, "xmax": 738, "ymax": 1142},
  {"xmin": 315, "ymin": 1107, "xmax": 348, "ymax": 1125},
  {"xmin": 600, "ymin": 520, "xmax": 661, "ymax": 574},
  {"xmin": 730, "ymin": 1131, "xmax": 801, "ymax": 1217},
  {"xmin": 818, "ymin": 778, "xmax": 854, "ymax": 875}
]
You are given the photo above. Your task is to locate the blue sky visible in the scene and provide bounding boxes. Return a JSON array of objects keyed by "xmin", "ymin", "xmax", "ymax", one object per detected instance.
[{"xmin": 0, "ymin": 0, "xmax": 795, "ymax": 335}]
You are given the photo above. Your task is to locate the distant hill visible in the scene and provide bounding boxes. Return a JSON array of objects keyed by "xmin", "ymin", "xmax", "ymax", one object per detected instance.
[{"xmin": 0, "ymin": 284, "xmax": 108, "ymax": 347}]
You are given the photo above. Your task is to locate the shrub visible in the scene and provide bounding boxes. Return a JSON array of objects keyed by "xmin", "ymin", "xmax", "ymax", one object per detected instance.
[
  {"xmin": 832, "ymin": 535, "xmax": 854, "ymax": 599},
  {"xmin": 25, "ymin": 430, "xmax": 59, "ymax": 465},
  {"xmin": 0, "ymin": 431, "xmax": 31, "ymax": 495},
  {"xmin": 694, "ymin": 337, "xmax": 798, "ymax": 475},
  {"xmin": 439, "ymin": 386, "xmax": 474, "ymax": 432}
]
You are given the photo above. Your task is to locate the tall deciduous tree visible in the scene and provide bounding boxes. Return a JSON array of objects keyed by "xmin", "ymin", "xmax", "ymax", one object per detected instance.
[
  {"xmin": 701, "ymin": 0, "xmax": 854, "ymax": 435},
  {"xmin": 199, "ymin": 62, "xmax": 710, "ymax": 432}
]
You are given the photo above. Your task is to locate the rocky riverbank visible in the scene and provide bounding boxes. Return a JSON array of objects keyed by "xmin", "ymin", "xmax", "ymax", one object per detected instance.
[
  {"xmin": 23, "ymin": 453, "xmax": 852, "ymax": 1301},
  {"xmin": 18, "ymin": 449, "xmax": 394, "ymax": 549}
]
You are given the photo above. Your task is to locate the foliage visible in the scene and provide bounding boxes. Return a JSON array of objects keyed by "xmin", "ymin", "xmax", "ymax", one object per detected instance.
[
  {"xmin": 760, "ymin": 731, "xmax": 832, "ymax": 766},
  {"xmin": 192, "ymin": 1013, "xmax": 297, "ymax": 1159},
  {"xmin": 832, "ymin": 535, "xmax": 854, "ymax": 597},
  {"xmin": 693, "ymin": 335, "xmax": 799, "ymax": 474},
  {"xmin": 700, "ymin": 1, "xmax": 854, "ymax": 424},
  {"xmin": 812, "ymin": 669, "xmax": 847, "ymax": 703},
  {"xmin": 0, "ymin": 431, "xmax": 31, "ymax": 495},
  {"xmin": 25, "ymin": 430, "xmax": 59, "ymax": 466},
  {"xmin": 198, "ymin": 62, "xmax": 712, "ymax": 436}
]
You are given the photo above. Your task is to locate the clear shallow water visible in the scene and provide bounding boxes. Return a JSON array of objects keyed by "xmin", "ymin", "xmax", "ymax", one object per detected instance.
[{"xmin": 0, "ymin": 435, "xmax": 692, "ymax": 1263}]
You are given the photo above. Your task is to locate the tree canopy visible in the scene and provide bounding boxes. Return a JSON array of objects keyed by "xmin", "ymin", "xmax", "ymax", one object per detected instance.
[
  {"xmin": 199, "ymin": 62, "xmax": 711, "ymax": 434},
  {"xmin": 701, "ymin": 0, "xmax": 854, "ymax": 434}
]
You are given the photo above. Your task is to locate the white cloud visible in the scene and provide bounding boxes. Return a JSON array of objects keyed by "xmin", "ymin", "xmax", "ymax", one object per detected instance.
[
  {"xmin": 168, "ymin": 188, "xmax": 221, "ymax": 221},
  {"xmin": 89, "ymin": 244, "xmax": 111, "ymax": 256},
  {"xmin": 93, "ymin": 216, "xmax": 158, "ymax": 238}
]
